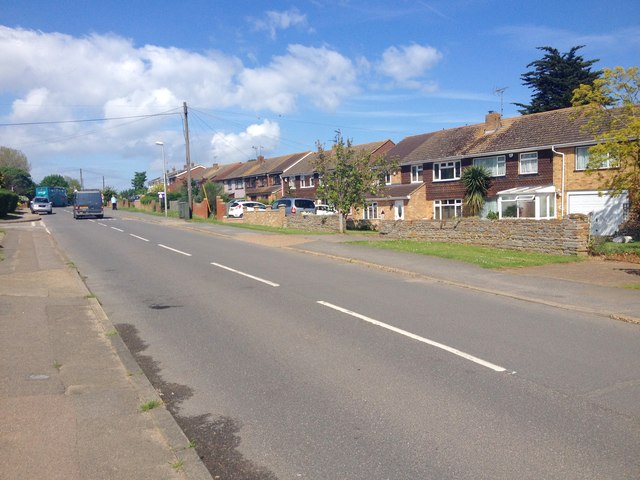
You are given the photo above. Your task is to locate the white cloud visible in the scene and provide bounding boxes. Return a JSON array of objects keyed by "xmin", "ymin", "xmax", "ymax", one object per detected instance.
[
  {"xmin": 249, "ymin": 8, "xmax": 310, "ymax": 39},
  {"xmin": 210, "ymin": 119, "xmax": 281, "ymax": 162},
  {"xmin": 377, "ymin": 43, "xmax": 442, "ymax": 90},
  {"xmin": 234, "ymin": 44, "xmax": 359, "ymax": 112}
]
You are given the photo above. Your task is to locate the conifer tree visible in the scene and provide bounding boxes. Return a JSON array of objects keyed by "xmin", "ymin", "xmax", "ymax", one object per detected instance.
[{"xmin": 515, "ymin": 46, "xmax": 600, "ymax": 114}]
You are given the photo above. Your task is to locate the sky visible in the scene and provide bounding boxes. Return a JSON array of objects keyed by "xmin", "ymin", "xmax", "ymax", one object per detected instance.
[{"xmin": 1, "ymin": 0, "xmax": 638, "ymax": 191}]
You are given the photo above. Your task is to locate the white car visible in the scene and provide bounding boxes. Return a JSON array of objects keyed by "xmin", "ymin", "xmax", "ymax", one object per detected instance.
[
  {"xmin": 315, "ymin": 204, "xmax": 336, "ymax": 215},
  {"xmin": 228, "ymin": 201, "xmax": 267, "ymax": 218},
  {"xmin": 30, "ymin": 196, "xmax": 53, "ymax": 214}
]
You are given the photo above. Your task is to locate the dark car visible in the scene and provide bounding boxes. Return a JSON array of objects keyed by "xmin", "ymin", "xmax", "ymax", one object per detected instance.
[
  {"xmin": 271, "ymin": 197, "xmax": 316, "ymax": 215},
  {"xmin": 73, "ymin": 190, "xmax": 104, "ymax": 219}
]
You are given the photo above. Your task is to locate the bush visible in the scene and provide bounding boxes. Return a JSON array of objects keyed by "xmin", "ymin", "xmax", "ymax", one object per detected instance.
[{"xmin": 0, "ymin": 189, "xmax": 19, "ymax": 217}]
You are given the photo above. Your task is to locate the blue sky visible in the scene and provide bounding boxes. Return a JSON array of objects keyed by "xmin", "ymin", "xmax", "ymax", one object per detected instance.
[{"xmin": 1, "ymin": 0, "xmax": 638, "ymax": 191}]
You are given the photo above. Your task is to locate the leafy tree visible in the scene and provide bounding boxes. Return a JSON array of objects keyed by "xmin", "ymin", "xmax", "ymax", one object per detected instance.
[
  {"xmin": 200, "ymin": 181, "xmax": 226, "ymax": 215},
  {"xmin": 515, "ymin": 46, "xmax": 601, "ymax": 115},
  {"xmin": 0, "ymin": 147, "xmax": 30, "ymax": 171},
  {"xmin": 40, "ymin": 174, "xmax": 69, "ymax": 188},
  {"xmin": 313, "ymin": 132, "xmax": 398, "ymax": 233},
  {"xmin": 572, "ymin": 66, "xmax": 640, "ymax": 236},
  {"xmin": 0, "ymin": 166, "xmax": 35, "ymax": 197},
  {"xmin": 461, "ymin": 165, "xmax": 491, "ymax": 216},
  {"xmin": 62, "ymin": 176, "xmax": 82, "ymax": 202},
  {"xmin": 131, "ymin": 171, "xmax": 147, "ymax": 193},
  {"xmin": 102, "ymin": 186, "xmax": 118, "ymax": 205}
]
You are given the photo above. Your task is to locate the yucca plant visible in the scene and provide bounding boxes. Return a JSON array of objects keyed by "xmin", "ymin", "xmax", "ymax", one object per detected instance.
[{"xmin": 461, "ymin": 166, "xmax": 491, "ymax": 216}]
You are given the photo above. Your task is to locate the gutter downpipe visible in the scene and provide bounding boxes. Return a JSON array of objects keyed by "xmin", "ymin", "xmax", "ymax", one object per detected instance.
[{"xmin": 552, "ymin": 146, "xmax": 565, "ymax": 218}]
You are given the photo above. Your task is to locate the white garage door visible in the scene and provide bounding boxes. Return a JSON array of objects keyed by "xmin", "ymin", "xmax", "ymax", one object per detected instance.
[{"xmin": 567, "ymin": 191, "xmax": 628, "ymax": 236}]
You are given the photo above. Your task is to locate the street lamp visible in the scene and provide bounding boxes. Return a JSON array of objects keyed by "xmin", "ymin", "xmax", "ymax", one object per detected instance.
[{"xmin": 155, "ymin": 141, "xmax": 168, "ymax": 218}]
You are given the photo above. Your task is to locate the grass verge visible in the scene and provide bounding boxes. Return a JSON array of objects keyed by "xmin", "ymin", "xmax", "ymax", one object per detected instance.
[{"xmin": 349, "ymin": 239, "xmax": 583, "ymax": 269}]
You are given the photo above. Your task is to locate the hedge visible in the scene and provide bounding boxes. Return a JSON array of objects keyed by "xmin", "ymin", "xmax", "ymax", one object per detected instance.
[{"xmin": 0, "ymin": 189, "xmax": 19, "ymax": 217}]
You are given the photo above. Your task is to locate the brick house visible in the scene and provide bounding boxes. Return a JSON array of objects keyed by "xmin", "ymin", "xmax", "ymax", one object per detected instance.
[
  {"xmin": 215, "ymin": 152, "xmax": 312, "ymax": 203},
  {"xmin": 282, "ymin": 140, "xmax": 396, "ymax": 204},
  {"xmin": 381, "ymin": 107, "xmax": 630, "ymax": 235}
]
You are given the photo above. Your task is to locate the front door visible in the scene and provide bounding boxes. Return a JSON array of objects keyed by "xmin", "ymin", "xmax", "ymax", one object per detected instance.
[{"xmin": 394, "ymin": 200, "xmax": 404, "ymax": 220}]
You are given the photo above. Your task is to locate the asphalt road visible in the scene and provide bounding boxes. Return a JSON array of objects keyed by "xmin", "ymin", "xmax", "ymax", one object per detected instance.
[{"xmin": 43, "ymin": 208, "xmax": 640, "ymax": 479}]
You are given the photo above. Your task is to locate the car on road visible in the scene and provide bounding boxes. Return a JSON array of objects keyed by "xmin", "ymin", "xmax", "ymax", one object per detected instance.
[
  {"xmin": 228, "ymin": 201, "xmax": 267, "ymax": 218},
  {"xmin": 271, "ymin": 197, "xmax": 316, "ymax": 215},
  {"xmin": 315, "ymin": 204, "xmax": 336, "ymax": 215},
  {"xmin": 30, "ymin": 196, "xmax": 53, "ymax": 215},
  {"xmin": 73, "ymin": 189, "xmax": 104, "ymax": 219}
]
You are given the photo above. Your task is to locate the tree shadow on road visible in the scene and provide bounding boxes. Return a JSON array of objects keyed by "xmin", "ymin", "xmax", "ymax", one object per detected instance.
[{"xmin": 115, "ymin": 323, "xmax": 278, "ymax": 480}]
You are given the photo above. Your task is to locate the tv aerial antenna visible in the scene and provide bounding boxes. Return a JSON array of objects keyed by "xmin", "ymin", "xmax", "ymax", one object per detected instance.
[{"xmin": 494, "ymin": 86, "xmax": 508, "ymax": 115}]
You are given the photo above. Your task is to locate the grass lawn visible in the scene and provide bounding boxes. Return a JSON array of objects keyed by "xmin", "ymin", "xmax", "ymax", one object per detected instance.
[
  {"xmin": 348, "ymin": 239, "xmax": 583, "ymax": 269},
  {"xmin": 590, "ymin": 239, "xmax": 640, "ymax": 262}
]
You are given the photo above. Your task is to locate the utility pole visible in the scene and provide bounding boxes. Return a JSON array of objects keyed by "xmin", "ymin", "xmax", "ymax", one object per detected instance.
[
  {"xmin": 80, "ymin": 169, "xmax": 84, "ymax": 189},
  {"xmin": 183, "ymin": 101, "xmax": 192, "ymax": 218}
]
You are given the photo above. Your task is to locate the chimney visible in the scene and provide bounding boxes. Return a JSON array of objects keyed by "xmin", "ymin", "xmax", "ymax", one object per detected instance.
[
  {"xmin": 484, "ymin": 111, "xmax": 501, "ymax": 134},
  {"xmin": 258, "ymin": 155, "xmax": 265, "ymax": 164}
]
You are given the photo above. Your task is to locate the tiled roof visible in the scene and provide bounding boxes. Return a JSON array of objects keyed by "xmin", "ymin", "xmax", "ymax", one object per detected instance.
[
  {"xmin": 367, "ymin": 183, "xmax": 423, "ymax": 200},
  {"xmin": 286, "ymin": 140, "xmax": 394, "ymax": 176},
  {"xmin": 390, "ymin": 106, "xmax": 622, "ymax": 164},
  {"xmin": 465, "ymin": 107, "xmax": 594, "ymax": 155},
  {"xmin": 385, "ymin": 125, "xmax": 482, "ymax": 163},
  {"xmin": 215, "ymin": 152, "xmax": 311, "ymax": 181}
]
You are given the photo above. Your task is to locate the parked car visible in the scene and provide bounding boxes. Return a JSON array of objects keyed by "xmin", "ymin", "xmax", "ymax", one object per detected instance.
[
  {"xmin": 30, "ymin": 196, "xmax": 53, "ymax": 215},
  {"xmin": 271, "ymin": 198, "xmax": 316, "ymax": 215},
  {"xmin": 228, "ymin": 201, "xmax": 267, "ymax": 218},
  {"xmin": 315, "ymin": 204, "xmax": 336, "ymax": 215}
]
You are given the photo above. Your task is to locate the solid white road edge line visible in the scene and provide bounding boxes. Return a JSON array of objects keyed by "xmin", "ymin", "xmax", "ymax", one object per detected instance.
[
  {"xmin": 211, "ymin": 262, "xmax": 280, "ymax": 287},
  {"xmin": 158, "ymin": 244, "xmax": 192, "ymax": 256},
  {"xmin": 317, "ymin": 301, "xmax": 509, "ymax": 373},
  {"xmin": 130, "ymin": 234, "xmax": 149, "ymax": 242}
]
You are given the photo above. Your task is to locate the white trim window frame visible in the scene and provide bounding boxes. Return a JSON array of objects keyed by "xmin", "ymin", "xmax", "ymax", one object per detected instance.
[
  {"xmin": 474, "ymin": 155, "xmax": 506, "ymax": 177},
  {"xmin": 300, "ymin": 174, "xmax": 315, "ymax": 188},
  {"xmin": 235, "ymin": 178, "xmax": 244, "ymax": 189},
  {"xmin": 433, "ymin": 199, "xmax": 462, "ymax": 219},
  {"xmin": 411, "ymin": 164, "xmax": 424, "ymax": 183},
  {"xmin": 433, "ymin": 161, "xmax": 461, "ymax": 182},
  {"xmin": 385, "ymin": 171, "xmax": 393, "ymax": 185},
  {"xmin": 519, "ymin": 152, "xmax": 538, "ymax": 175},
  {"xmin": 576, "ymin": 146, "xmax": 613, "ymax": 171},
  {"xmin": 364, "ymin": 202, "xmax": 379, "ymax": 220}
]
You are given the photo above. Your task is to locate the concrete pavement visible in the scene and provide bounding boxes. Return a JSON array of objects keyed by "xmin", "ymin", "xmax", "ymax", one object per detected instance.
[
  {"xmin": 0, "ymin": 215, "xmax": 212, "ymax": 480},
  {"xmin": 0, "ymin": 208, "xmax": 638, "ymax": 480}
]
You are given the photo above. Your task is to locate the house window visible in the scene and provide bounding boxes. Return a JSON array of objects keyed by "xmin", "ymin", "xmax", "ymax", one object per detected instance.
[
  {"xmin": 385, "ymin": 171, "xmax": 392, "ymax": 185},
  {"xmin": 364, "ymin": 202, "xmax": 379, "ymax": 220},
  {"xmin": 411, "ymin": 164, "xmax": 424, "ymax": 183},
  {"xmin": 272, "ymin": 175, "xmax": 281, "ymax": 185},
  {"xmin": 519, "ymin": 152, "xmax": 538, "ymax": 174},
  {"xmin": 300, "ymin": 175, "xmax": 315, "ymax": 188},
  {"xmin": 433, "ymin": 161, "xmax": 461, "ymax": 181},
  {"xmin": 474, "ymin": 155, "xmax": 506, "ymax": 177},
  {"xmin": 235, "ymin": 179, "xmax": 243, "ymax": 189},
  {"xmin": 576, "ymin": 146, "xmax": 613, "ymax": 170},
  {"xmin": 433, "ymin": 199, "xmax": 462, "ymax": 219}
]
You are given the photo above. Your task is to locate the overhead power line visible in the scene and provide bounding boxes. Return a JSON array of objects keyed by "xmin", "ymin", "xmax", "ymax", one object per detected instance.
[{"xmin": 0, "ymin": 111, "xmax": 180, "ymax": 127}]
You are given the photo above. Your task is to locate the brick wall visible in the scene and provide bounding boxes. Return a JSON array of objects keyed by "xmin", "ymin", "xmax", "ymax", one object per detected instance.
[
  {"xmin": 243, "ymin": 208, "xmax": 341, "ymax": 231},
  {"xmin": 378, "ymin": 216, "xmax": 589, "ymax": 255}
]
